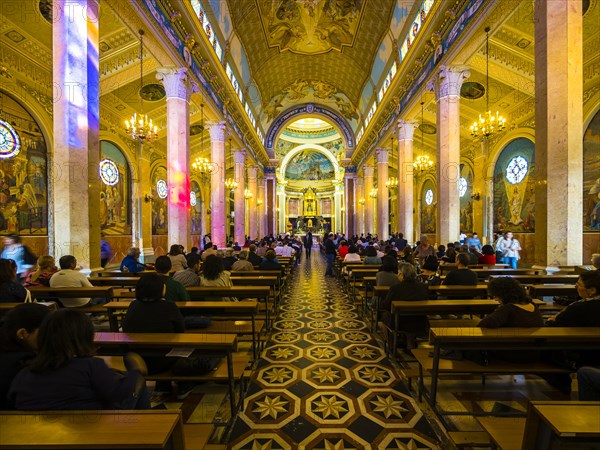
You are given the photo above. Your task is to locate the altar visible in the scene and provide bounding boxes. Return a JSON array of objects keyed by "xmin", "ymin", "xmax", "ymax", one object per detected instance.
[{"xmin": 296, "ymin": 216, "xmax": 330, "ymax": 234}]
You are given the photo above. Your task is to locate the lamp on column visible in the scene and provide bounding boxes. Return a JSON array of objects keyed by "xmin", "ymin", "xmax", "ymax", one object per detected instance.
[
  {"xmin": 386, "ymin": 136, "xmax": 398, "ymax": 189},
  {"xmin": 358, "ymin": 198, "xmax": 365, "ymax": 206},
  {"xmin": 225, "ymin": 178, "xmax": 238, "ymax": 190},
  {"xmin": 413, "ymin": 101, "xmax": 434, "ymax": 174},
  {"xmin": 470, "ymin": 27, "xmax": 507, "ymax": 140},
  {"xmin": 369, "ymin": 188, "xmax": 378, "ymax": 199},
  {"xmin": 125, "ymin": 30, "xmax": 159, "ymax": 141},
  {"xmin": 244, "ymin": 189, "xmax": 253, "ymax": 199},
  {"xmin": 256, "ymin": 199, "xmax": 263, "ymax": 206}
]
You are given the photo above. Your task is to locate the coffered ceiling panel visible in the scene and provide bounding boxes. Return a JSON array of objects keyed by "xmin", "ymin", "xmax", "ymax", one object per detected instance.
[{"xmin": 227, "ymin": 0, "xmax": 399, "ymax": 131}]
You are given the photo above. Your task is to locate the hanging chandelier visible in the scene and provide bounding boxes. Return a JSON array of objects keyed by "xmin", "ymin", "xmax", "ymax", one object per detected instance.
[
  {"xmin": 413, "ymin": 102, "xmax": 434, "ymax": 173},
  {"xmin": 125, "ymin": 30, "xmax": 158, "ymax": 142},
  {"xmin": 470, "ymin": 27, "xmax": 506, "ymax": 140},
  {"xmin": 192, "ymin": 104, "xmax": 211, "ymax": 177},
  {"xmin": 386, "ymin": 136, "xmax": 398, "ymax": 189}
]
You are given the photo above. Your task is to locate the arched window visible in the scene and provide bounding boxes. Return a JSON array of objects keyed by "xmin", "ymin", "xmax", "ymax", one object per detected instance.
[
  {"xmin": 0, "ymin": 92, "xmax": 48, "ymax": 236},
  {"xmin": 583, "ymin": 109, "xmax": 600, "ymax": 231},
  {"xmin": 459, "ymin": 164, "xmax": 474, "ymax": 234},
  {"xmin": 421, "ymin": 180, "xmax": 436, "ymax": 234},
  {"xmin": 191, "ymin": 180, "xmax": 202, "ymax": 235},
  {"xmin": 100, "ymin": 141, "xmax": 131, "ymax": 235},
  {"xmin": 493, "ymin": 138, "xmax": 535, "ymax": 233},
  {"xmin": 151, "ymin": 166, "xmax": 168, "ymax": 235}
]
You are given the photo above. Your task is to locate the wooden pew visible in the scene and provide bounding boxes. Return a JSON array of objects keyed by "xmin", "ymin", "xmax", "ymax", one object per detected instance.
[
  {"xmin": 478, "ymin": 401, "xmax": 600, "ymax": 450},
  {"xmin": 0, "ymin": 410, "xmax": 185, "ymax": 449},
  {"xmin": 96, "ymin": 270, "xmax": 153, "ymax": 277},
  {"xmin": 527, "ymin": 284, "xmax": 578, "ymax": 298},
  {"xmin": 415, "ymin": 327, "xmax": 600, "ymax": 409},
  {"xmin": 89, "ymin": 276, "xmax": 139, "ymax": 287},
  {"xmin": 29, "ymin": 287, "xmax": 114, "ymax": 313},
  {"xmin": 387, "ymin": 300, "xmax": 500, "ymax": 355},
  {"xmin": 0, "ymin": 301, "xmax": 58, "ymax": 315},
  {"xmin": 104, "ymin": 300, "xmax": 262, "ymax": 360},
  {"xmin": 94, "ymin": 331, "xmax": 239, "ymax": 417},
  {"xmin": 489, "ymin": 274, "xmax": 579, "ymax": 284},
  {"xmin": 373, "ymin": 284, "xmax": 490, "ymax": 299},
  {"xmin": 230, "ymin": 275, "xmax": 280, "ymax": 313}
]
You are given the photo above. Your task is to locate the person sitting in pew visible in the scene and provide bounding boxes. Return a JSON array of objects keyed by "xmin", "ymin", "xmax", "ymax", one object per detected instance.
[
  {"xmin": 442, "ymin": 253, "xmax": 478, "ymax": 286},
  {"xmin": 578, "ymin": 366, "xmax": 600, "ymax": 401},
  {"xmin": 0, "ymin": 259, "xmax": 29, "ymax": 303},
  {"xmin": 155, "ymin": 256, "xmax": 190, "ymax": 302},
  {"xmin": 23, "ymin": 255, "xmax": 58, "ymax": 288},
  {"xmin": 478, "ymin": 245, "xmax": 497, "ymax": 265},
  {"xmin": 343, "ymin": 245, "xmax": 361, "ymax": 263},
  {"xmin": 8, "ymin": 309, "xmax": 150, "ymax": 410},
  {"xmin": 376, "ymin": 256, "xmax": 400, "ymax": 287},
  {"xmin": 380, "ymin": 262, "xmax": 429, "ymax": 349},
  {"xmin": 199, "ymin": 254, "xmax": 236, "ymax": 302},
  {"xmin": 49, "ymin": 255, "xmax": 98, "ymax": 307},
  {"xmin": 477, "ymin": 277, "xmax": 543, "ymax": 363},
  {"xmin": 120, "ymin": 247, "xmax": 148, "ymax": 273},
  {"xmin": 222, "ymin": 248, "xmax": 238, "ymax": 271},
  {"xmin": 259, "ymin": 250, "xmax": 283, "ymax": 272},
  {"xmin": 0, "ymin": 303, "xmax": 52, "ymax": 409},
  {"xmin": 231, "ymin": 250, "xmax": 254, "ymax": 271},
  {"xmin": 173, "ymin": 261, "xmax": 201, "ymax": 287}
]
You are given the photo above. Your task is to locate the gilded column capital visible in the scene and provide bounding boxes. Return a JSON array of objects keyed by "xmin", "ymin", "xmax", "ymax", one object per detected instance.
[
  {"xmin": 156, "ymin": 67, "xmax": 198, "ymax": 101},
  {"xmin": 207, "ymin": 121, "xmax": 227, "ymax": 142},
  {"xmin": 397, "ymin": 120, "xmax": 419, "ymax": 141},
  {"xmin": 429, "ymin": 65, "xmax": 470, "ymax": 100}
]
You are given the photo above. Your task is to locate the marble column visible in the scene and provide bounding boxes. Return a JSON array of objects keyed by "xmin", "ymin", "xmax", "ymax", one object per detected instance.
[
  {"xmin": 473, "ymin": 141, "xmax": 491, "ymax": 244},
  {"xmin": 208, "ymin": 122, "xmax": 227, "ymax": 248},
  {"xmin": 247, "ymin": 166, "xmax": 259, "ymax": 240},
  {"xmin": 157, "ymin": 67, "xmax": 198, "ymax": 251},
  {"xmin": 430, "ymin": 65, "xmax": 470, "ymax": 246},
  {"xmin": 52, "ymin": 0, "xmax": 100, "ymax": 269},
  {"xmin": 344, "ymin": 172, "xmax": 355, "ymax": 237},
  {"xmin": 266, "ymin": 175, "xmax": 277, "ymax": 236},
  {"xmin": 534, "ymin": 0, "xmax": 583, "ymax": 266},
  {"xmin": 363, "ymin": 165, "xmax": 375, "ymax": 236},
  {"xmin": 397, "ymin": 120, "xmax": 418, "ymax": 245},
  {"xmin": 131, "ymin": 143, "xmax": 154, "ymax": 262},
  {"xmin": 355, "ymin": 177, "xmax": 364, "ymax": 236},
  {"xmin": 258, "ymin": 180, "xmax": 266, "ymax": 239},
  {"xmin": 277, "ymin": 183, "xmax": 287, "ymax": 235},
  {"xmin": 333, "ymin": 181, "xmax": 343, "ymax": 234},
  {"xmin": 376, "ymin": 149, "xmax": 389, "ymax": 240},
  {"xmin": 233, "ymin": 149, "xmax": 246, "ymax": 245}
]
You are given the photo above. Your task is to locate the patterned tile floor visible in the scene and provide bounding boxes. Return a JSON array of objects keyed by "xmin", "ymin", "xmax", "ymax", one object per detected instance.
[{"xmin": 228, "ymin": 252, "xmax": 441, "ymax": 449}]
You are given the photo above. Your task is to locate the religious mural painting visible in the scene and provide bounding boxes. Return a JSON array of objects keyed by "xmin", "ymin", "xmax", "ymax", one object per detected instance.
[
  {"xmin": 493, "ymin": 138, "xmax": 535, "ymax": 233},
  {"xmin": 583, "ymin": 109, "xmax": 600, "ymax": 231},
  {"xmin": 459, "ymin": 164, "xmax": 474, "ymax": 234},
  {"xmin": 0, "ymin": 93, "xmax": 47, "ymax": 235},
  {"xmin": 285, "ymin": 150, "xmax": 335, "ymax": 181},
  {"xmin": 150, "ymin": 166, "xmax": 168, "ymax": 235},
  {"xmin": 420, "ymin": 179, "xmax": 436, "ymax": 234},
  {"xmin": 99, "ymin": 141, "xmax": 131, "ymax": 235}
]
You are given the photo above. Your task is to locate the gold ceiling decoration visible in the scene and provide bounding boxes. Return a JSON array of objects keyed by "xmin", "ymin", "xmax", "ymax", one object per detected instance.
[
  {"xmin": 227, "ymin": 0, "xmax": 396, "ymax": 127},
  {"xmin": 259, "ymin": 0, "xmax": 364, "ymax": 54}
]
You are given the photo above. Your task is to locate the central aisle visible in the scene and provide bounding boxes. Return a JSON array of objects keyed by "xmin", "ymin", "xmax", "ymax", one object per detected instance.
[{"xmin": 228, "ymin": 252, "xmax": 441, "ymax": 449}]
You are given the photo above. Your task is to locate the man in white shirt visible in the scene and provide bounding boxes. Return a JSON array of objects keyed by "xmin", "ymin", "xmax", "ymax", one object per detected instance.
[
  {"xmin": 49, "ymin": 255, "xmax": 95, "ymax": 307},
  {"xmin": 280, "ymin": 241, "xmax": 295, "ymax": 257}
]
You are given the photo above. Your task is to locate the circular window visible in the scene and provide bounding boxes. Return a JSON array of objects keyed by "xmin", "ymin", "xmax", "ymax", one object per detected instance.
[
  {"xmin": 505, "ymin": 156, "xmax": 529, "ymax": 184},
  {"xmin": 425, "ymin": 189, "xmax": 434, "ymax": 205},
  {"xmin": 99, "ymin": 159, "xmax": 119, "ymax": 186},
  {"xmin": 0, "ymin": 119, "xmax": 21, "ymax": 159},
  {"xmin": 458, "ymin": 177, "xmax": 468, "ymax": 197},
  {"xmin": 156, "ymin": 179, "xmax": 168, "ymax": 199},
  {"xmin": 190, "ymin": 191, "xmax": 197, "ymax": 206}
]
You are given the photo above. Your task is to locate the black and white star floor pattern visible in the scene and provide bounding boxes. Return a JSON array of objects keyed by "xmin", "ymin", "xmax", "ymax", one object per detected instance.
[{"xmin": 228, "ymin": 252, "xmax": 441, "ymax": 449}]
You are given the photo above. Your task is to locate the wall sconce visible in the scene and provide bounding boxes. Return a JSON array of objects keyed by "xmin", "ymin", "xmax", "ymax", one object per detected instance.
[
  {"xmin": 244, "ymin": 189, "xmax": 253, "ymax": 199},
  {"xmin": 369, "ymin": 188, "xmax": 378, "ymax": 199},
  {"xmin": 471, "ymin": 192, "xmax": 481, "ymax": 200},
  {"xmin": 225, "ymin": 178, "xmax": 238, "ymax": 190},
  {"xmin": 256, "ymin": 199, "xmax": 263, "ymax": 206},
  {"xmin": 358, "ymin": 198, "xmax": 365, "ymax": 206},
  {"xmin": 144, "ymin": 194, "xmax": 152, "ymax": 203}
]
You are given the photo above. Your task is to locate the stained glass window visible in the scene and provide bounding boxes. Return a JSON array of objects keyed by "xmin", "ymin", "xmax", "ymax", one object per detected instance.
[
  {"xmin": 156, "ymin": 179, "xmax": 168, "ymax": 199},
  {"xmin": 458, "ymin": 177, "xmax": 468, "ymax": 197},
  {"xmin": 99, "ymin": 159, "xmax": 119, "ymax": 186},
  {"xmin": 506, "ymin": 156, "xmax": 528, "ymax": 184},
  {"xmin": 425, "ymin": 189, "xmax": 434, "ymax": 205},
  {"xmin": 0, "ymin": 119, "xmax": 21, "ymax": 159}
]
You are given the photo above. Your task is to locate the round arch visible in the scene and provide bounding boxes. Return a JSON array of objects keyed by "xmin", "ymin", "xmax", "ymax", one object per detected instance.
[
  {"xmin": 266, "ymin": 103, "xmax": 355, "ymax": 152},
  {"xmin": 486, "ymin": 129, "xmax": 536, "ymax": 180},
  {"xmin": 278, "ymin": 143, "xmax": 342, "ymax": 183}
]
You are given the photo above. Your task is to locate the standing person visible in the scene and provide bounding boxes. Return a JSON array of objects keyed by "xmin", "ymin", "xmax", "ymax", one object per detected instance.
[
  {"xmin": 1, "ymin": 235, "xmax": 34, "ymax": 281},
  {"xmin": 466, "ymin": 232, "xmax": 482, "ymax": 251},
  {"xmin": 324, "ymin": 233, "xmax": 336, "ymax": 277},
  {"xmin": 100, "ymin": 240, "xmax": 113, "ymax": 268},
  {"xmin": 414, "ymin": 235, "xmax": 435, "ymax": 266},
  {"xmin": 8, "ymin": 309, "xmax": 150, "ymax": 410},
  {"xmin": 499, "ymin": 231, "xmax": 521, "ymax": 269},
  {"xmin": 494, "ymin": 232, "xmax": 507, "ymax": 263},
  {"xmin": 202, "ymin": 233, "xmax": 212, "ymax": 250},
  {"xmin": 304, "ymin": 232, "xmax": 313, "ymax": 259}
]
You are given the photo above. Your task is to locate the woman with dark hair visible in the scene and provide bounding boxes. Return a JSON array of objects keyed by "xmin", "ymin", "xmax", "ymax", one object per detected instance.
[
  {"xmin": 200, "ymin": 255, "xmax": 235, "ymax": 301},
  {"xmin": 478, "ymin": 245, "xmax": 497, "ymax": 265},
  {"xmin": 480, "ymin": 277, "xmax": 542, "ymax": 328},
  {"xmin": 8, "ymin": 309, "xmax": 149, "ymax": 410},
  {"xmin": 376, "ymin": 256, "xmax": 400, "ymax": 287},
  {"xmin": 0, "ymin": 259, "xmax": 29, "ymax": 302},
  {"xmin": 167, "ymin": 244, "xmax": 188, "ymax": 273},
  {"xmin": 0, "ymin": 303, "xmax": 52, "ymax": 409},
  {"xmin": 400, "ymin": 246, "xmax": 415, "ymax": 266},
  {"xmin": 436, "ymin": 245, "xmax": 446, "ymax": 259},
  {"xmin": 364, "ymin": 246, "xmax": 382, "ymax": 265},
  {"xmin": 259, "ymin": 250, "xmax": 283, "ymax": 271},
  {"xmin": 441, "ymin": 247, "xmax": 457, "ymax": 264},
  {"xmin": 343, "ymin": 245, "xmax": 361, "ymax": 262}
]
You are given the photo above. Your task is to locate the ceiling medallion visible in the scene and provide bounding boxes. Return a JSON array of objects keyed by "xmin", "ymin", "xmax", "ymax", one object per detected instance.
[
  {"xmin": 190, "ymin": 124, "xmax": 204, "ymax": 136},
  {"xmin": 460, "ymin": 81, "xmax": 485, "ymax": 100},
  {"xmin": 419, "ymin": 123, "xmax": 437, "ymax": 135},
  {"xmin": 38, "ymin": 0, "xmax": 53, "ymax": 23},
  {"xmin": 139, "ymin": 84, "xmax": 166, "ymax": 102}
]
